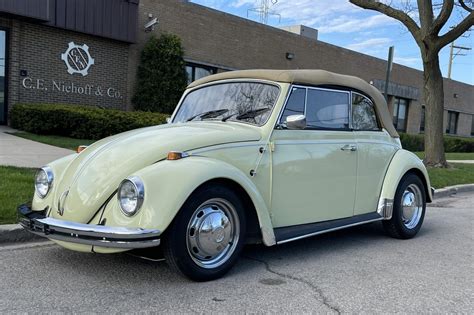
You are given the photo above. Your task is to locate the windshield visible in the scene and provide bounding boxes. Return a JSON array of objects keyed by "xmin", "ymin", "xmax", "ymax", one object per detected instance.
[{"xmin": 172, "ymin": 82, "xmax": 280, "ymax": 126}]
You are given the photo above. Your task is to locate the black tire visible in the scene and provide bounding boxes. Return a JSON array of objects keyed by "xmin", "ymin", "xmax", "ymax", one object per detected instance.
[
  {"xmin": 383, "ymin": 173, "xmax": 426, "ymax": 239},
  {"xmin": 162, "ymin": 184, "xmax": 246, "ymax": 281}
]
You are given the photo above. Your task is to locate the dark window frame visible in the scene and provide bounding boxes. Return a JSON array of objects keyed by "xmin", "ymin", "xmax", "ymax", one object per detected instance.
[
  {"xmin": 0, "ymin": 27, "xmax": 9, "ymax": 125},
  {"xmin": 278, "ymin": 85, "xmax": 352, "ymax": 131},
  {"xmin": 392, "ymin": 97, "xmax": 409, "ymax": 132},
  {"xmin": 186, "ymin": 62, "xmax": 217, "ymax": 84},
  {"xmin": 446, "ymin": 110, "xmax": 459, "ymax": 135},
  {"xmin": 277, "ymin": 84, "xmax": 386, "ymax": 133}
]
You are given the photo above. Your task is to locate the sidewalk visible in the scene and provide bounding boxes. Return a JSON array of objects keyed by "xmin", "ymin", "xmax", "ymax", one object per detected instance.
[
  {"xmin": 0, "ymin": 126, "xmax": 73, "ymax": 168},
  {"xmin": 448, "ymin": 160, "xmax": 474, "ymax": 164}
]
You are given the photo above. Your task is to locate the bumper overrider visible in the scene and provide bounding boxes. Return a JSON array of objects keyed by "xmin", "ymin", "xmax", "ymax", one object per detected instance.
[{"xmin": 17, "ymin": 204, "xmax": 161, "ymax": 249}]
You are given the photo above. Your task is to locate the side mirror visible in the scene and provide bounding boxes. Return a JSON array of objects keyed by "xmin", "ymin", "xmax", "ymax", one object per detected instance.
[
  {"xmin": 286, "ymin": 115, "xmax": 306, "ymax": 130},
  {"xmin": 166, "ymin": 117, "xmax": 172, "ymax": 124}
]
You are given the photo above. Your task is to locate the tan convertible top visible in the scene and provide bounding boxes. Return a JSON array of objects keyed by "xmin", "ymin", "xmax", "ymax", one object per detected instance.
[{"xmin": 188, "ymin": 69, "xmax": 399, "ymax": 138}]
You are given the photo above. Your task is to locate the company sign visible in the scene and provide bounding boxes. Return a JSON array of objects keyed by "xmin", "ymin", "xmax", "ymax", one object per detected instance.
[
  {"xmin": 21, "ymin": 41, "xmax": 123, "ymax": 100},
  {"xmin": 61, "ymin": 42, "xmax": 95, "ymax": 76}
]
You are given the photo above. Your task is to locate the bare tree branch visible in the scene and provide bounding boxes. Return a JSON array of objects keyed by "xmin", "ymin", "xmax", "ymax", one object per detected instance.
[
  {"xmin": 459, "ymin": 0, "xmax": 473, "ymax": 12},
  {"xmin": 437, "ymin": 10, "xmax": 474, "ymax": 48},
  {"xmin": 349, "ymin": 0, "xmax": 421, "ymax": 43},
  {"xmin": 417, "ymin": 0, "xmax": 435, "ymax": 30},
  {"xmin": 432, "ymin": 0, "xmax": 455, "ymax": 34}
]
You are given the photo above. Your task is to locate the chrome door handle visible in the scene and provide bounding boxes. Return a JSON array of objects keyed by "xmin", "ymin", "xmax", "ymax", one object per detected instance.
[{"xmin": 341, "ymin": 144, "xmax": 357, "ymax": 152}]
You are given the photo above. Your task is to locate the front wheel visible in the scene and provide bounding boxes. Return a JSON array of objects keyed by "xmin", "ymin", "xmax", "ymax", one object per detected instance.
[
  {"xmin": 163, "ymin": 184, "xmax": 246, "ymax": 281},
  {"xmin": 383, "ymin": 173, "xmax": 426, "ymax": 239}
]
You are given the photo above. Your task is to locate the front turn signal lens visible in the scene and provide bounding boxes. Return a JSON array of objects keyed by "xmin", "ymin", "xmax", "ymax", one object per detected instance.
[
  {"xmin": 167, "ymin": 151, "xmax": 189, "ymax": 161},
  {"xmin": 77, "ymin": 145, "xmax": 88, "ymax": 153}
]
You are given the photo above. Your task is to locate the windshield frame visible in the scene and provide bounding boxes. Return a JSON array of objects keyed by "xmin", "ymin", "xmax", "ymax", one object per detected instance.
[{"xmin": 170, "ymin": 79, "xmax": 282, "ymax": 127}]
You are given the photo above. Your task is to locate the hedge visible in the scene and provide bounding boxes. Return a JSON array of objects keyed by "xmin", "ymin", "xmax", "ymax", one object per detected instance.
[
  {"xmin": 399, "ymin": 133, "xmax": 474, "ymax": 153},
  {"xmin": 10, "ymin": 104, "xmax": 168, "ymax": 140}
]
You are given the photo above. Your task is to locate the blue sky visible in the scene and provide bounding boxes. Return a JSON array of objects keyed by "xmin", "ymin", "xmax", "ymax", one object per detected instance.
[{"xmin": 191, "ymin": 0, "xmax": 473, "ymax": 85}]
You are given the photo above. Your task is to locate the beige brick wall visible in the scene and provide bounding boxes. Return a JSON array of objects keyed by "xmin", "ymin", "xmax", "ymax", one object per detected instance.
[
  {"xmin": 129, "ymin": 0, "xmax": 473, "ymax": 136},
  {"xmin": 2, "ymin": 17, "xmax": 130, "ymax": 115}
]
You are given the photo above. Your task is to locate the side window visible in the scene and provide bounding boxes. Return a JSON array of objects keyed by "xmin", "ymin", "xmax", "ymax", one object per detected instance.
[
  {"xmin": 352, "ymin": 93, "xmax": 380, "ymax": 131},
  {"xmin": 280, "ymin": 87, "xmax": 306, "ymax": 123},
  {"xmin": 306, "ymin": 89, "xmax": 349, "ymax": 129}
]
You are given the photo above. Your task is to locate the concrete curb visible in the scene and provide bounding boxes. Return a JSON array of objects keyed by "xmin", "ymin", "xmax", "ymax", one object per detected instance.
[
  {"xmin": 433, "ymin": 183, "xmax": 474, "ymax": 199},
  {"xmin": 0, "ymin": 224, "xmax": 44, "ymax": 244},
  {"xmin": 0, "ymin": 184, "xmax": 473, "ymax": 244}
]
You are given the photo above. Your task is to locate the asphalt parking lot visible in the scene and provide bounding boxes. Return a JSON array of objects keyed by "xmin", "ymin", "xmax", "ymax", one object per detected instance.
[{"xmin": 1, "ymin": 193, "xmax": 472, "ymax": 313}]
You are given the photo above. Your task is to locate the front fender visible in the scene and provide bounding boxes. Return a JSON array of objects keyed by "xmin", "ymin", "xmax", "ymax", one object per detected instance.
[
  {"xmin": 378, "ymin": 149, "xmax": 432, "ymax": 217},
  {"xmin": 32, "ymin": 153, "xmax": 77, "ymax": 212},
  {"xmin": 103, "ymin": 156, "xmax": 276, "ymax": 246}
]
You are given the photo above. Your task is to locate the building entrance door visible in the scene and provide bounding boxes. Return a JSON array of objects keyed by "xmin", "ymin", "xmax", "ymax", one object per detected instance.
[{"xmin": 0, "ymin": 29, "xmax": 7, "ymax": 125}]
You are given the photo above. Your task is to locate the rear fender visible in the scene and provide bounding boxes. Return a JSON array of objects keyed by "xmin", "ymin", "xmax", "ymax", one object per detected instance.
[{"xmin": 378, "ymin": 149, "xmax": 432, "ymax": 219}]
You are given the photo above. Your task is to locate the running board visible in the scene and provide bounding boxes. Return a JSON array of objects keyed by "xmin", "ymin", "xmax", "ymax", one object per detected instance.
[{"xmin": 275, "ymin": 212, "xmax": 383, "ymax": 244}]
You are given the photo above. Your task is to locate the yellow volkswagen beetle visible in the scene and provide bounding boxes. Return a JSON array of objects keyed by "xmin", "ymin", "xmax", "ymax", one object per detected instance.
[{"xmin": 19, "ymin": 70, "xmax": 432, "ymax": 281}]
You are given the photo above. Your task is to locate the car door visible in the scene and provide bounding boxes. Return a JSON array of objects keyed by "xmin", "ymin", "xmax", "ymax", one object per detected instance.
[
  {"xmin": 270, "ymin": 86, "xmax": 357, "ymax": 228},
  {"xmin": 351, "ymin": 92, "xmax": 398, "ymax": 215}
]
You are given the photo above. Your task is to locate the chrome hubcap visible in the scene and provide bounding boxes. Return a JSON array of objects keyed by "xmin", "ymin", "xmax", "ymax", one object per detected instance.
[
  {"xmin": 401, "ymin": 184, "xmax": 423, "ymax": 229},
  {"xmin": 186, "ymin": 198, "xmax": 240, "ymax": 269}
]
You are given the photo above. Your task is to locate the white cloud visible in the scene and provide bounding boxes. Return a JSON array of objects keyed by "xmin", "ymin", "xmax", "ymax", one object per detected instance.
[
  {"xmin": 232, "ymin": 0, "xmax": 256, "ymax": 8},
  {"xmin": 394, "ymin": 56, "xmax": 421, "ymax": 66},
  {"xmin": 318, "ymin": 14, "xmax": 396, "ymax": 33},
  {"xmin": 346, "ymin": 38, "xmax": 392, "ymax": 52}
]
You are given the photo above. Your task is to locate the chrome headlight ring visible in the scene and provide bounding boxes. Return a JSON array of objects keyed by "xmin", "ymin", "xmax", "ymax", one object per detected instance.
[
  {"xmin": 117, "ymin": 176, "xmax": 145, "ymax": 217},
  {"xmin": 35, "ymin": 166, "xmax": 54, "ymax": 199}
]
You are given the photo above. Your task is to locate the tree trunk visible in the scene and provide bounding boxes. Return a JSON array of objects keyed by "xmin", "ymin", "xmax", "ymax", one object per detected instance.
[{"xmin": 422, "ymin": 53, "xmax": 448, "ymax": 168}]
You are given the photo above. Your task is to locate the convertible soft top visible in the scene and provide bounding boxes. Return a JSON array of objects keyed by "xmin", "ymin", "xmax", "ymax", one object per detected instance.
[{"xmin": 188, "ymin": 69, "xmax": 399, "ymax": 138}]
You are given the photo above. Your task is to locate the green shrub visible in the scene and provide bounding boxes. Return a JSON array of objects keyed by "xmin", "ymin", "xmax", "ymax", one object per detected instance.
[
  {"xmin": 132, "ymin": 34, "xmax": 188, "ymax": 114},
  {"xmin": 10, "ymin": 104, "xmax": 168, "ymax": 140},
  {"xmin": 400, "ymin": 133, "xmax": 474, "ymax": 153}
]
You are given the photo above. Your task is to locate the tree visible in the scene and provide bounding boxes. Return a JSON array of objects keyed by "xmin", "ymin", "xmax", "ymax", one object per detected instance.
[
  {"xmin": 349, "ymin": 0, "xmax": 473, "ymax": 167},
  {"xmin": 132, "ymin": 34, "xmax": 188, "ymax": 114}
]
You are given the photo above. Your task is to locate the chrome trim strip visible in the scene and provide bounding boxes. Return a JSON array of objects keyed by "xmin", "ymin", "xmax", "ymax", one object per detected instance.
[
  {"xmin": 20, "ymin": 217, "xmax": 161, "ymax": 249},
  {"xmin": 276, "ymin": 217, "xmax": 384, "ymax": 245}
]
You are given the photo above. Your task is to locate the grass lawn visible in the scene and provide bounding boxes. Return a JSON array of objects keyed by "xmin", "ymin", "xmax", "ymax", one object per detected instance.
[
  {"xmin": 414, "ymin": 152, "xmax": 474, "ymax": 160},
  {"xmin": 8, "ymin": 131, "xmax": 94, "ymax": 151},
  {"xmin": 0, "ymin": 166, "xmax": 35, "ymax": 224},
  {"xmin": 428, "ymin": 163, "xmax": 474, "ymax": 189}
]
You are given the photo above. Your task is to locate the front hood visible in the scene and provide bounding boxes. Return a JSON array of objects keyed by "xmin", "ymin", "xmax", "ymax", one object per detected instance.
[{"xmin": 52, "ymin": 122, "xmax": 261, "ymax": 223}]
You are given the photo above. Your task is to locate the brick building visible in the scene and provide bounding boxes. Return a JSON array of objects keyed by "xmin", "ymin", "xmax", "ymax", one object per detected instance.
[{"xmin": 0, "ymin": 0, "xmax": 472, "ymax": 137}]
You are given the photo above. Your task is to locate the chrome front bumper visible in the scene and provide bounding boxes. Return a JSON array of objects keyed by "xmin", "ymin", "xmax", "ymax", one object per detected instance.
[{"xmin": 18, "ymin": 205, "xmax": 161, "ymax": 249}]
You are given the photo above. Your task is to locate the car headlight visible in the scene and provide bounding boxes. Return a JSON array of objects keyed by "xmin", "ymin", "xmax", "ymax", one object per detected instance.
[
  {"xmin": 118, "ymin": 176, "xmax": 145, "ymax": 216},
  {"xmin": 35, "ymin": 166, "xmax": 54, "ymax": 198}
]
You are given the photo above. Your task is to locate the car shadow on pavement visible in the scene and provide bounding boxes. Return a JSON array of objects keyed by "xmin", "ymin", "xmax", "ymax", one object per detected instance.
[{"xmin": 39, "ymin": 220, "xmax": 436, "ymax": 284}]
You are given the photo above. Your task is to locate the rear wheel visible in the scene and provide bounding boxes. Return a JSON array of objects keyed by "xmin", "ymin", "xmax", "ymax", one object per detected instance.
[
  {"xmin": 383, "ymin": 173, "xmax": 426, "ymax": 239},
  {"xmin": 163, "ymin": 184, "xmax": 246, "ymax": 281}
]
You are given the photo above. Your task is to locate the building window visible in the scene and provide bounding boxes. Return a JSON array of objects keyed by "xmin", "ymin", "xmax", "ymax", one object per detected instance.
[
  {"xmin": 420, "ymin": 106, "xmax": 425, "ymax": 133},
  {"xmin": 392, "ymin": 97, "xmax": 409, "ymax": 132},
  {"xmin": 446, "ymin": 111, "xmax": 459, "ymax": 135},
  {"xmin": 186, "ymin": 63, "xmax": 217, "ymax": 84}
]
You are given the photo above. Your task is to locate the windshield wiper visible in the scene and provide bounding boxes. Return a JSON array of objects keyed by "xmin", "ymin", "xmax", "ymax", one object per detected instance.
[
  {"xmin": 222, "ymin": 108, "xmax": 270, "ymax": 122},
  {"xmin": 186, "ymin": 109, "xmax": 229, "ymax": 122}
]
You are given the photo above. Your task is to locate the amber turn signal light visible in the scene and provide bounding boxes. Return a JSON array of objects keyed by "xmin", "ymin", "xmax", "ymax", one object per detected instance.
[
  {"xmin": 167, "ymin": 151, "xmax": 189, "ymax": 160},
  {"xmin": 77, "ymin": 145, "xmax": 88, "ymax": 153}
]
